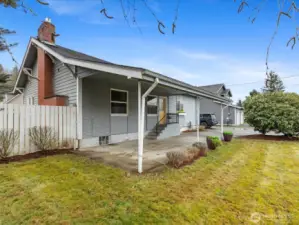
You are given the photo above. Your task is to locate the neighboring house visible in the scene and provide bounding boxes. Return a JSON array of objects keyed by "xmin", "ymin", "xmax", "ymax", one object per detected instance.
[
  {"xmin": 175, "ymin": 84, "xmax": 244, "ymax": 130},
  {"xmin": 199, "ymin": 84, "xmax": 243, "ymax": 126},
  {"xmin": 13, "ymin": 19, "xmax": 233, "ymax": 148}
]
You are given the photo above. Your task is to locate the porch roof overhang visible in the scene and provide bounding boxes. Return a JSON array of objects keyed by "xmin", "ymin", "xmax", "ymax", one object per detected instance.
[{"xmin": 14, "ymin": 37, "xmax": 230, "ymax": 103}]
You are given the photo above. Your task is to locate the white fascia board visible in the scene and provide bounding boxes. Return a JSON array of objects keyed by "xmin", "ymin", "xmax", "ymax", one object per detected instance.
[
  {"xmin": 142, "ymin": 74, "xmax": 228, "ymax": 102},
  {"xmin": 31, "ymin": 38, "xmax": 143, "ymax": 79},
  {"xmin": 13, "ymin": 38, "xmax": 34, "ymax": 93}
]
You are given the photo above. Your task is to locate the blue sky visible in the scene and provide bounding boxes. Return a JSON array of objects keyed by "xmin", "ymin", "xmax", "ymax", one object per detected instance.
[{"xmin": 1, "ymin": 0, "xmax": 299, "ymax": 102}]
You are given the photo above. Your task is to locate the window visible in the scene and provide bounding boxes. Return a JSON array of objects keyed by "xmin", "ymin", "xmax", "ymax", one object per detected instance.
[
  {"xmin": 111, "ymin": 89, "xmax": 128, "ymax": 115},
  {"xmin": 147, "ymin": 96, "xmax": 158, "ymax": 115},
  {"xmin": 176, "ymin": 101, "xmax": 184, "ymax": 112},
  {"xmin": 27, "ymin": 96, "xmax": 34, "ymax": 105}
]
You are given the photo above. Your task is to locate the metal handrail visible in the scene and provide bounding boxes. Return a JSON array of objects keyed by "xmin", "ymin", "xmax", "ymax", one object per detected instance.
[
  {"xmin": 155, "ymin": 113, "xmax": 179, "ymax": 134},
  {"xmin": 156, "ymin": 114, "xmax": 166, "ymax": 134}
]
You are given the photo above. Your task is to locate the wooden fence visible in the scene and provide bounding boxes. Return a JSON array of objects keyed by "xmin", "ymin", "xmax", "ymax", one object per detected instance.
[{"xmin": 0, "ymin": 104, "xmax": 77, "ymax": 156}]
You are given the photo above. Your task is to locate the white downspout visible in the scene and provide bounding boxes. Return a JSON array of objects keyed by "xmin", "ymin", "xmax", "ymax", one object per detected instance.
[
  {"xmin": 138, "ymin": 78, "xmax": 159, "ymax": 173},
  {"xmin": 76, "ymin": 75, "xmax": 83, "ymax": 148}
]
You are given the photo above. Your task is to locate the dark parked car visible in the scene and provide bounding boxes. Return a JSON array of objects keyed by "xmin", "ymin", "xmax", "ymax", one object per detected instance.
[{"xmin": 200, "ymin": 114, "xmax": 218, "ymax": 128}]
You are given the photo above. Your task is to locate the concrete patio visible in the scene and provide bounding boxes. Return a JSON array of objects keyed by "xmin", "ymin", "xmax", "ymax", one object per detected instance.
[{"xmin": 76, "ymin": 127, "xmax": 257, "ymax": 172}]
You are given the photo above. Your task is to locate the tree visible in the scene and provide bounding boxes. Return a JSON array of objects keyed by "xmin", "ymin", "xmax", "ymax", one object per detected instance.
[
  {"xmin": 0, "ymin": 64, "xmax": 11, "ymax": 101},
  {"xmin": 263, "ymin": 71, "xmax": 285, "ymax": 93},
  {"xmin": 243, "ymin": 92, "xmax": 299, "ymax": 136},
  {"xmin": 6, "ymin": 65, "xmax": 18, "ymax": 87},
  {"xmin": 0, "ymin": 64, "xmax": 18, "ymax": 101},
  {"xmin": 249, "ymin": 89, "xmax": 259, "ymax": 97},
  {"xmin": 236, "ymin": 99, "xmax": 243, "ymax": 107}
]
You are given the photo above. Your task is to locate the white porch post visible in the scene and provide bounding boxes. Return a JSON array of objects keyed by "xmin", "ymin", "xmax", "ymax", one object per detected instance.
[
  {"xmin": 76, "ymin": 76, "xmax": 83, "ymax": 145},
  {"xmin": 221, "ymin": 104, "xmax": 229, "ymax": 138},
  {"xmin": 138, "ymin": 78, "xmax": 159, "ymax": 174},
  {"xmin": 221, "ymin": 104, "xmax": 224, "ymax": 135},
  {"xmin": 137, "ymin": 81, "xmax": 142, "ymax": 173},
  {"xmin": 196, "ymin": 97, "xmax": 200, "ymax": 143}
]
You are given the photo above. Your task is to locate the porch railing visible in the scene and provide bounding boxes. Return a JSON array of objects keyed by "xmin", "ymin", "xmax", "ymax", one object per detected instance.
[{"xmin": 155, "ymin": 113, "xmax": 179, "ymax": 134}]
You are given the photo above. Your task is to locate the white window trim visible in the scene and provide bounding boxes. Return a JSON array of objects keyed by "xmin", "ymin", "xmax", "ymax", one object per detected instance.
[
  {"xmin": 147, "ymin": 95, "xmax": 158, "ymax": 116},
  {"xmin": 110, "ymin": 88, "xmax": 129, "ymax": 116}
]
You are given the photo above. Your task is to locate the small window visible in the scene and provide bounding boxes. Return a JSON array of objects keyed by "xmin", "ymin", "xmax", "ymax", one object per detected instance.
[
  {"xmin": 147, "ymin": 96, "xmax": 158, "ymax": 115},
  {"xmin": 111, "ymin": 89, "xmax": 128, "ymax": 115},
  {"xmin": 27, "ymin": 96, "xmax": 34, "ymax": 105},
  {"xmin": 176, "ymin": 101, "xmax": 184, "ymax": 112}
]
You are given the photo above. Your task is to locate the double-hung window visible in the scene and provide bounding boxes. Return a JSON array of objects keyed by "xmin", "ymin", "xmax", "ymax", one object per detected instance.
[{"xmin": 111, "ymin": 89, "xmax": 128, "ymax": 116}]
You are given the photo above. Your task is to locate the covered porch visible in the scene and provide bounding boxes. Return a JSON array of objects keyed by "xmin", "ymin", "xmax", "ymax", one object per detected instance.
[
  {"xmin": 76, "ymin": 69, "xmax": 202, "ymax": 173},
  {"xmin": 78, "ymin": 71, "xmax": 198, "ymax": 147}
]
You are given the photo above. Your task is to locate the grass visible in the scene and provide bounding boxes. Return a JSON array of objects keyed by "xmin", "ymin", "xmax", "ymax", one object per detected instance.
[{"xmin": 1, "ymin": 140, "xmax": 299, "ymax": 224}]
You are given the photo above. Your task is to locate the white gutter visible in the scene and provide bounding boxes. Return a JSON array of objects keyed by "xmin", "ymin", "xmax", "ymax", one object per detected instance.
[{"xmin": 138, "ymin": 78, "xmax": 159, "ymax": 173}]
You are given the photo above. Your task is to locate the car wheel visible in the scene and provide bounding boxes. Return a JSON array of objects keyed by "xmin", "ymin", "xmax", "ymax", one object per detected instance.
[{"xmin": 200, "ymin": 122, "xmax": 208, "ymax": 129}]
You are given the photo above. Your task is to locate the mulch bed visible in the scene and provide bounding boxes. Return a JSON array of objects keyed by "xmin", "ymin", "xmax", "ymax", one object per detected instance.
[
  {"xmin": 238, "ymin": 134, "xmax": 299, "ymax": 141},
  {"xmin": 0, "ymin": 149, "xmax": 74, "ymax": 164}
]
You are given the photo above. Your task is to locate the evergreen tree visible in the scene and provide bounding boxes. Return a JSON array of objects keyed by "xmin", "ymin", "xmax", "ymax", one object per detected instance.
[
  {"xmin": 263, "ymin": 71, "xmax": 285, "ymax": 93},
  {"xmin": 236, "ymin": 99, "xmax": 243, "ymax": 107},
  {"xmin": 249, "ymin": 89, "xmax": 259, "ymax": 97}
]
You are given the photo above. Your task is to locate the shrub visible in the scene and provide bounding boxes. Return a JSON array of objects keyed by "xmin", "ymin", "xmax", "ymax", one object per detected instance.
[
  {"xmin": 223, "ymin": 131, "xmax": 233, "ymax": 135},
  {"xmin": 0, "ymin": 129, "xmax": 19, "ymax": 159},
  {"xmin": 187, "ymin": 147, "xmax": 200, "ymax": 160},
  {"xmin": 29, "ymin": 126, "xmax": 58, "ymax": 151},
  {"xmin": 192, "ymin": 142, "xmax": 208, "ymax": 156},
  {"xmin": 207, "ymin": 136, "xmax": 222, "ymax": 147},
  {"xmin": 166, "ymin": 151, "xmax": 187, "ymax": 168},
  {"xmin": 244, "ymin": 92, "xmax": 299, "ymax": 136}
]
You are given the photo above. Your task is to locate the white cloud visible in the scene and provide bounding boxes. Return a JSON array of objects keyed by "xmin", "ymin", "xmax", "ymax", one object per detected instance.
[
  {"xmin": 48, "ymin": 0, "xmax": 114, "ymax": 25},
  {"xmin": 177, "ymin": 49, "xmax": 218, "ymax": 60},
  {"xmin": 48, "ymin": 0, "xmax": 98, "ymax": 15},
  {"xmin": 126, "ymin": 47, "xmax": 299, "ymax": 103}
]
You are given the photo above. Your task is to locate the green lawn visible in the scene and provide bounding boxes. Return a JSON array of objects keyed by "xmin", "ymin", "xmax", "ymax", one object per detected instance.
[{"xmin": 1, "ymin": 140, "xmax": 299, "ymax": 224}]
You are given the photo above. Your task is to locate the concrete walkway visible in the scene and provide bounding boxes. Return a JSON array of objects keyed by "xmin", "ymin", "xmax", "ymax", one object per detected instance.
[{"xmin": 76, "ymin": 127, "xmax": 257, "ymax": 172}]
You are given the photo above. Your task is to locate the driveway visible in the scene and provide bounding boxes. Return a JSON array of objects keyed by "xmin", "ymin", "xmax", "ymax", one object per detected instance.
[{"xmin": 77, "ymin": 127, "xmax": 257, "ymax": 172}]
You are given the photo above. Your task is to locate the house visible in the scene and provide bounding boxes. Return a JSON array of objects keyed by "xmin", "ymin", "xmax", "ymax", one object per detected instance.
[
  {"xmin": 199, "ymin": 83, "xmax": 244, "ymax": 126},
  {"xmin": 13, "ymin": 19, "xmax": 236, "ymax": 151},
  {"xmin": 176, "ymin": 84, "xmax": 244, "ymax": 130}
]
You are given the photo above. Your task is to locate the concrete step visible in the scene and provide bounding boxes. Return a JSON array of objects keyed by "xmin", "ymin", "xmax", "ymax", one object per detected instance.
[{"xmin": 146, "ymin": 136, "xmax": 157, "ymax": 140}]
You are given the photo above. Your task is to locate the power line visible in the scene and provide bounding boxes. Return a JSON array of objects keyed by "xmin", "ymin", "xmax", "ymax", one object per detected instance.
[{"xmin": 226, "ymin": 74, "xmax": 299, "ymax": 87}]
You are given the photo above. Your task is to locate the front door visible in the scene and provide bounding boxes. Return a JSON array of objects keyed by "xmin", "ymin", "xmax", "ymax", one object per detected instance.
[{"xmin": 159, "ymin": 97, "xmax": 167, "ymax": 124}]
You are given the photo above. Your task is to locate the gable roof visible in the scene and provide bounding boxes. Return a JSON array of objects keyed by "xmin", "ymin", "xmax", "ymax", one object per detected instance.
[
  {"xmin": 199, "ymin": 83, "xmax": 224, "ymax": 93},
  {"xmin": 14, "ymin": 38, "xmax": 230, "ymax": 103},
  {"xmin": 44, "ymin": 43, "xmax": 113, "ymax": 65}
]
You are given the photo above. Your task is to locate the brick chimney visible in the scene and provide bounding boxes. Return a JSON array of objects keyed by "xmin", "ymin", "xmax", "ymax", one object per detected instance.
[
  {"xmin": 37, "ymin": 19, "xmax": 67, "ymax": 106},
  {"xmin": 38, "ymin": 18, "xmax": 56, "ymax": 43}
]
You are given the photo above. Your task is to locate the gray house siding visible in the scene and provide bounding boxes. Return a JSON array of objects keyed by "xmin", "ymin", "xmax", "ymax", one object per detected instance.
[
  {"xmin": 182, "ymin": 95, "xmax": 197, "ymax": 128},
  {"xmin": 53, "ymin": 62, "xmax": 77, "ymax": 105},
  {"xmin": 81, "ymin": 72, "xmax": 159, "ymax": 146},
  {"xmin": 23, "ymin": 60, "xmax": 81, "ymax": 106},
  {"xmin": 200, "ymin": 97, "xmax": 234, "ymax": 124},
  {"xmin": 23, "ymin": 60, "xmax": 38, "ymax": 105}
]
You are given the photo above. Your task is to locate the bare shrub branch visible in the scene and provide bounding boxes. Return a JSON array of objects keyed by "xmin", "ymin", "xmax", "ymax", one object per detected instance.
[
  {"xmin": 29, "ymin": 126, "xmax": 58, "ymax": 151},
  {"xmin": 0, "ymin": 129, "xmax": 19, "ymax": 159}
]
